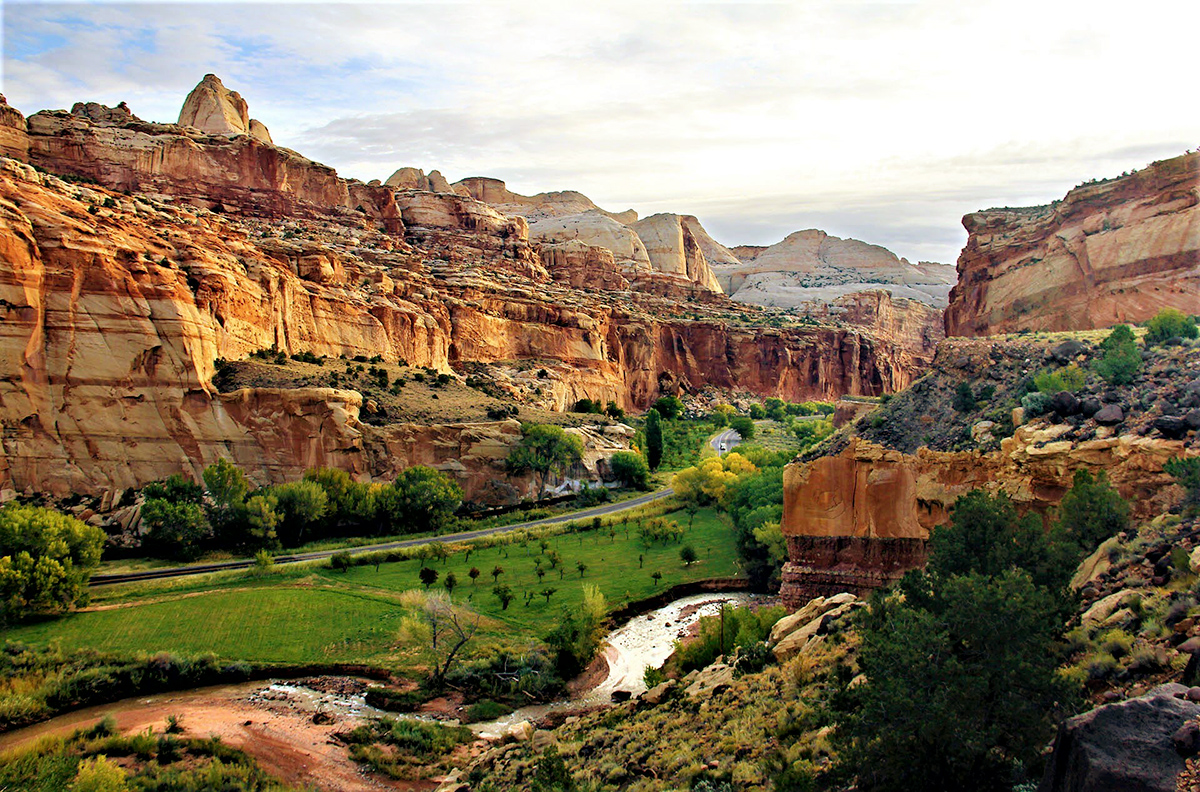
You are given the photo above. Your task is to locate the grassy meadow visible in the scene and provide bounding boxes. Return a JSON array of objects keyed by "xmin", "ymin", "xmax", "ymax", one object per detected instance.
[{"xmin": 5, "ymin": 508, "xmax": 741, "ymax": 669}]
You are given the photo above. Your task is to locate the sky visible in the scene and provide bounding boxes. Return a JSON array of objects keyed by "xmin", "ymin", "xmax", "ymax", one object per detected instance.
[{"xmin": 4, "ymin": 1, "xmax": 1198, "ymax": 265}]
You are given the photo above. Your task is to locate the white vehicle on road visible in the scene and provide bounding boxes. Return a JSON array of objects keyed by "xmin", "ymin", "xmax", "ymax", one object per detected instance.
[{"xmin": 719, "ymin": 442, "xmax": 727, "ymax": 452}]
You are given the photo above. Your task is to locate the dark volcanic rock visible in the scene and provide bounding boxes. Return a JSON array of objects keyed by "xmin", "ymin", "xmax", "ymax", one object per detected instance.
[
  {"xmin": 1039, "ymin": 683, "xmax": 1200, "ymax": 792},
  {"xmin": 1154, "ymin": 416, "xmax": 1189, "ymax": 439},
  {"xmin": 1050, "ymin": 340, "xmax": 1088, "ymax": 364},
  {"xmin": 1081, "ymin": 397, "xmax": 1102, "ymax": 418},
  {"xmin": 1094, "ymin": 405, "xmax": 1124, "ymax": 426},
  {"xmin": 1052, "ymin": 391, "xmax": 1082, "ymax": 416}
]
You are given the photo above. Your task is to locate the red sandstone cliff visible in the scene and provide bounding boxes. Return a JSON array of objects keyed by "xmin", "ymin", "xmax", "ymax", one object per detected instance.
[{"xmin": 945, "ymin": 152, "xmax": 1200, "ymax": 336}]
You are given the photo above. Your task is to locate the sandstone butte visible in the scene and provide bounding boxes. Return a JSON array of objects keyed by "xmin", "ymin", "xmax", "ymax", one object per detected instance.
[
  {"xmin": 0, "ymin": 78, "xmax": 934, "ymax": 504},
  {"xmin": 944, "ymin": 151, "xmax": 1200, "ymax": 336},
  {"xmin": 712, "ymin": 228, "xmax": 958, "ymax": 309}
]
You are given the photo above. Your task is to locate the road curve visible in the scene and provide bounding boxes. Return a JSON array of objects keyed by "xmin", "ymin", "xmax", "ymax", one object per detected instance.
[
  {"xmin": 90, "ymin": 487, "xmax": 677, "ymax": 587},
  {"xmin": 709, "ymin": 428, "xmax": 742, "ymax": 453}
]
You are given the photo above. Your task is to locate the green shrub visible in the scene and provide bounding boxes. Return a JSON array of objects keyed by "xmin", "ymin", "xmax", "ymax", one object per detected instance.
[
  {"xmin": 363, "ymin": 686, "xmax": 424, "ymax": 712},
  {"xmin": 464, "ymin": 699, "xmax": 513, "ymax": 722},
  {"xmin": 1145, "ymin": 308, "xmax": 1198, "ymax": 344},
  {"xmin": 1033, "ymin": 364, "xmax": 1086, "ymax": 393},
  {"xmin": 1020, "ymin": 392, "xmax": 1053, "ymax": 417},
  {"xmin": 1094, "ymin": 324, "xmax": 1141, "ymax": 385}
]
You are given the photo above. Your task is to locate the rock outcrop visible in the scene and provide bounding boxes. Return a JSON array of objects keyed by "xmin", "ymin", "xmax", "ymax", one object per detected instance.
[
  {"xmin": 945, "ymin": 152, "xmax": 1200, "ymax": 337},
  {"xmin": 178, "ymin": 74, "xmax": 273, "ymax": 143},
  {"xmin": 25, "ymin": 105, "xmax": 399, "ymax": 226},
  {"xmin": 539, "ymin": 240, "xmax": 630, "ymax": 291},
  {"xmin": 0, "ymin": 95, "xmax": 28, "ymax": 161},
  {"xmin": 629, "ymin": 213, "xmax": 725, "ymax": 294},
  {"xmin": 528, "ymin": 211, "xmax": 652, "ymax": 274},
  {"xmin": 713, "ymin": 229, "xmax": 956, "ymax": 309},
  {"xmin": 1039, "ymin": 683, "xmax": 1200, "ymax": 792},
  {"xmin": 780, "ymin": 343, "xmax": 1196, "ymax": 608}
]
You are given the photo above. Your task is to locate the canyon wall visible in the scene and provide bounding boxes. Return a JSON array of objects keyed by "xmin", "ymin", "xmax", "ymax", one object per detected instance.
[
  {"xmin": 0, "ymin": 156, "xmax": 914, "ymax": 500},
  {"xmin": 944, "ymin": 152, "xmax": 1200, "ymax": 337},
  {"xmin": 780, "ymin": 429, "xmax": 1191, "ymax": 607}
]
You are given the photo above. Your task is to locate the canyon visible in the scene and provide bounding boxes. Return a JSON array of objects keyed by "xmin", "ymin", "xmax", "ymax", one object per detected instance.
[
  {"xmin": 944, "ymin": 151, "xmax": 1199, "ymax": 337},
  {"xmin": 0, "ymin": 78, "xmax": 936, "ymax": 504}
]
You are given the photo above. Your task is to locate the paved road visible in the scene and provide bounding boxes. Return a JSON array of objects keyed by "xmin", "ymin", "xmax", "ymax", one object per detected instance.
[
  {"xmin": 710, "ymin": 428, "xmax": 742, "ymax": 453},
  {"xmin": 90, "ymin": 487, "xmax": 676, "ymax": 587}
]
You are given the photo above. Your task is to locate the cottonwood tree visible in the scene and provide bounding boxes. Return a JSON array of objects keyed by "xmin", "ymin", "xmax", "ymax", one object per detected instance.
[
  {"xmin": 0, "ymin": 505, "xmax": 105, "ymax": 623},
  {"xmin": 505, "ymin": 424, "xmax": 584, "ymax": 499}
]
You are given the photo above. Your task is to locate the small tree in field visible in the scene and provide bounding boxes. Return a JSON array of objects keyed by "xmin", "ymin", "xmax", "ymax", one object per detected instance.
[
  {"xmin": 443, "ymin": 572, "xmax": 458, "ymax": 595},
  {"xmin": 651, "ymin": 571, "xmax": 663, "ymax": 587},
  {"xmin": 468, "ymin": 567, "xmax": 481, "ymax": 585},
  {"xmin": 576, "ymin": 561, "xmax": 588, "ymax": 578},
  {"xmin": 680, "ymin": 545, "xmax": 697, "ymax": 566},
  {"xmin": 492, "ymin": 565, "xmax": 504, "ymax": 583},
  {"xmin": 419, "ymin": 566, "xmax": 439, "ymax": 589},
  {"xmin": 493, "ymin": 584, "xmax": 514, "ymax": 610}
]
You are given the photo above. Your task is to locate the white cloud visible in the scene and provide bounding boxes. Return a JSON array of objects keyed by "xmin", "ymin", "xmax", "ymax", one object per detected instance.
[{"xmin": 4, "ymin": 0, "xmax": 1198, "ymax": 263}]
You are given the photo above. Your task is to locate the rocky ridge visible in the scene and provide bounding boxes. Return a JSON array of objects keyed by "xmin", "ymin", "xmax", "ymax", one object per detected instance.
[
  {"xmin": 945, "ymin": 152, "xmax": 1200, "ymax": 337},
  {"xmin": 780, "ymin": 332, "xmax": 1200, "ymax": 606}
]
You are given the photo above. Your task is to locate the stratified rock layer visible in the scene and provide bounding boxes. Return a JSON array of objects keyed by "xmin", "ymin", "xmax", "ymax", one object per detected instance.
[
  {"xmin": 945, "ymin": 152, "xmax": 1200, "ymax": 336},
  {"xmin": 630, "ymin": 213, "xmax": 725, "ymax": 293}
]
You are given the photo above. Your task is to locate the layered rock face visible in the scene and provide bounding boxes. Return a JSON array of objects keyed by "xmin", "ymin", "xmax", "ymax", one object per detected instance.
[
  {"xmin": 178, "ymin": 74, "xmax": 273, "ymax": 143},
  {"xmin": 713, "ymin": 229, "xmax": 956, "ymax": 309},
  {"xmin": 802, "ymin": 290, "xmax": 944, "ymax": 373},
  {"xmin": 779, "ymin": 333, "xmax": 1198, "ymax": 607},
  {"xmin": 629, "ymin": 213, "xmax": 725, "ymax": 293},
  {"xmin": 0, "ymin": 154, "xmax": 917, "ymax": 500},
  {"xmin": 780, "ymin": 427, "xmax": 1190, "ymax": 607},
  {"xmin": 24, "ymin": 102, "xmax": 399, "ymax": 227},
  {"xmin": 539, "ymin": 240, "xmax": 630, "ymax": 291},
  {"xmin": 0, "ymin": 95, "xmax": 28, "ymax": 161},
  {"xmin": 528, "ymin": 211, "xmax": 652, "ymax": 275},
  {"xmin": 945, "ymin": 152, "xmax": 1200, "ymax": 337}
]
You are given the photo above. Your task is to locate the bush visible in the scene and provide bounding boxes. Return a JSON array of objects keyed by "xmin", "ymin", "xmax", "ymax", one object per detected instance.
[
  {"xmin": 609, "ymin": 451, "xmax": 650, "ymax": 490},
  {"xmin": 464, "ymin": 699, "xmax": 513, "ymax": 722},
  {"xmin": 1020, "ymin": 391, "xmax": 1053, "ymax": 417},
  {"xmin": 0, "ymin": 505, "xmax": 105, "ymax": 623},
  {"xmin": 653, "ymin": 395, "xmax": 684, "ymax": 419},
  {"xmin": 673, "ymin": 604, "xmax": 785, "ymax": 673},
  {"xmin": 1033, "ymin": 364, "xmax": 1086, "ymax": 394},
  {"xmin": 330, "ymin": 551, "xmax": 353, "ymax": 572},
  {"xmin": 140, "ymin": 499, "xmax": 211, "ymax": 561},
  {"xmin": 953, "ymin": 381, "xmax": 977, "ymax": 413},
  {"xmin": 1094, "ymin": 324, "xmax": 1141, "ymax": 385},
  {"xmin": 1054, "ymin": 469, "xmax": 1130, "ymax": 552},
  {"xmin": 728, "ymin": 415, "xmax": 755, "ymax": 440},
  {"xmin": 1165, "ymin": 457, "xmax": 1200, "ymax": 511},
  {"xmin": 1145, "ymin": 308, "xmax": 1198, "ymax": 344}
]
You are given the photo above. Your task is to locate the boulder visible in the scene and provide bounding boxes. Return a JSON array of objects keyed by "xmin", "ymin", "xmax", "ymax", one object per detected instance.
[
  {"xmin": 1050, "ymin": 340, "xmax": 1088, "ymax": 364},
  {"xmin": 1154, "ymin": 416, "xmax": 1189, "ymax": 439},
  {"xmin": 1081, "ymin": 397, "xmax": 1102, "ymax": 418},
  {"xmin": 684, "ymin": 662, "xmax": 734, "ymax": 698},
  {"xmin": 1071, "ymin": 537, "xmax": 1118, "ymax": 591},
  {"xmin": 641, "ymin": 679, "xmax": 677, "ymax": 705},
  {"xmin": 1185, "ymin": 410, "xmax": 1200, "ymax": 430},
  {"xmin": 1094, "ymin": 405, "xmax": 1125, "ymax": 426},
  {"xmin": 1052, "ymin": 391, "xmax": 1082, "ymax": 416},
  {"xmin": 1039, "ymin": 683, "xmax": 1200, "ymax": 792},
  {"xmin": 506, "ymin": 721, "xmax": 534, "ymax": 741},
  {"xmin": 1082, "ymin": 590, "xmax": 1138, "ymax": 625}
]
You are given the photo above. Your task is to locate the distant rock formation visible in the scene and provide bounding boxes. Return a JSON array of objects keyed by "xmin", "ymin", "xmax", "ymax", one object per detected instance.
[
  {"xmin": 178, "ymin": 74, "xmax": 272, "ymax": 143},
  {"xmin": 385, "ymin": 167, "xmax": 454, "ymax": 193},
  {"xmin": 713, "ymin": 229, "xmax": 956, "ymax": 309},
  {"xmin": 630, "ymin": 213, "xmax": 726, "ymax": 293},
  {"xmin": 528, "ymin": 210, "xmax": 653, "ymax": 274},
  {"xmin": 945, "ymin": 151, "xmax": 1200, "ymax": 337},
  {"xmin": 539, "ymin": 240, "xmax": 630, "ymax": 291},
  {"xmin": 453, "ymin": 177, "xmax": 637, "ymax": 223}
]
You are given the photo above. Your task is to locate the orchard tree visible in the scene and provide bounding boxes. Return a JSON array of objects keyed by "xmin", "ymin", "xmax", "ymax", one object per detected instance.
[
  {"xmin": 468, "ymin": 567, "xmax": 481, "ymax": 585},
  {"xmin": 680, "ymin": 545, "xmax": 697, "ymax": 566},
  {"xmin": 493, "ymin": 583, "xmax": 515, "ymax": 610},
  {"xmin": 419, "ymin": 566, "xmax": 440, "ymax": 589},
  {"xmin": 0, "ymin": 505, "xmax": 105, "ymax": 623}
]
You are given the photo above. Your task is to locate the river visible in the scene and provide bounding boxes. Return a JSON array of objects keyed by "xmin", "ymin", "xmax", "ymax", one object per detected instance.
[{"xmin": 0, "ymin": 591, "xmax": 766, "ymax": 759}]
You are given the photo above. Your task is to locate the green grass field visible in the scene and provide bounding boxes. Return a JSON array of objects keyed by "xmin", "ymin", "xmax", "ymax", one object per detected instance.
[{"xmin": 5, "ymin": 509, "xmax": 742, "ymax": 668}]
